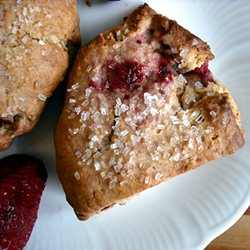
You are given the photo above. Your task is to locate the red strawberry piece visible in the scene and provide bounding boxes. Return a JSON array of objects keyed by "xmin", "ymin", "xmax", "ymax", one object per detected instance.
[
  {"xmin": 158, "ymin": 57, "xmax": 173, "ymax": 84},
  {"xmin": 0, "ymin": 154, "xmax": 47, "ymax": 250},
  {"xmin": 107, "ymin": 61, "xmax": 144, "ymax": 91},
  {"xmin": 192, "ymin": 61, "xmax": 214, "ymax": 86}
]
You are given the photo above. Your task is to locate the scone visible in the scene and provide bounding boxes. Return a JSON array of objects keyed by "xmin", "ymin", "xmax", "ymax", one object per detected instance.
[
  {"xmin": 55, "ymin": 4, "xmax": 244, "ymax": 220},
  {"xmin": 0, "ymin": 0, "xmax": 80, "ymax": 150}
]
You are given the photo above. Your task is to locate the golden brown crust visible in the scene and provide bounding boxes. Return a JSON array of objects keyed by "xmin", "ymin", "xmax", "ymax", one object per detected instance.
[
  {"xmin": 78, "ymin": 3, "xmax": 213, "ymax": 74},
  {"xmin": 55, "ymin": 4, "xmax": 244, "ymax": 220},
  {"xmin": 0, "ymin": 0, "xmax": 80, "ymax": 150}
]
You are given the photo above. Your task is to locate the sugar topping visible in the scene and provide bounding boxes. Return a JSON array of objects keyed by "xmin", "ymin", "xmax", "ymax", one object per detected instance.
[
  {"xmin": 38, "ymin": 40, "xmax": 45, "ymax": 46},
  {"xmin": 1, "ymin": 1, "xmax": 81, "ymax": 113},
  {"xmin": 192, "ymin": 38, "xmax": 199, "ymax": 47},
  {"xmin": 144, "ymin": 176, "xmax": 151, "ymax": 185},
  {"xmin": 38, "ymin": 93, "xmax": 47, "ymax": 102},
  {"xmin": 177, "ymin": 74, "xmax": 187, "ymax": 85},
  {"xmin": 94, "ymin": 162, "xmax": 101, "ymax": 171},
  {"xmin": 86, "ymin": 65, "xmax": 92, "ymax": 73},
  {"xmin": 21, "ymin": 36, "xmax": 29, "ymax": 44},
  {"xmin": 67, "ymin": 76, "xmax": 216, "ymax": 189},
  {"xmin": 64, "ymin": 36, "xmax": 220, "ymax": 191},
  {"xmin": 74, "ymin": 171, "xmax": 80, "ymax": 181},
  {"xmin": 195, "ymin": 114, "xmax": 205, "ymax": 124},
  {"xmin": 180, "ymin": 48, "xmax": 188, "ymax": 58},
  {"xmin": 69, "ymin": 98, "xmax": 76, "ymax": 104},
  {"xmin": 194, "ymin": 81, "xmax": 204, "ymax": 89},
  {"xmin": 155, "ymin": 172, "xmax": 163, "ymax": 181},
  {"xmin": 68, "ymin": 128, "xmax": 79, "ymax": 136},
  {"xmin": 210, "ymin": 110, "xmax": 217, "ymax": 118},
  {"xmin": 171, "ymin": 47, "xmax": 178, "ymax": 54}
]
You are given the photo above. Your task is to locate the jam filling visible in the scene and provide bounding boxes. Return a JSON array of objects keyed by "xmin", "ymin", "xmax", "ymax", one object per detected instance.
[
  {"xmin": 89, "ymin": 58, "xmax": 175, "ymax": 93},
  {"xmin": 192, "ymin": 61, "xmax": 214, "ymax": 86},
  {"xmin": 89, "ymin": 80, "xmax": 104, "ymax": 93},
  {"xmin": 89, "ymin": 59, "xmax": 212, "ymax": 94},
  {"xmin": 107, "ymin": 61, "xmax": 144, "ymax": 91},
  {"xmin": 158, "ymin": 57, "xmax": 173, "ymax": 84}
]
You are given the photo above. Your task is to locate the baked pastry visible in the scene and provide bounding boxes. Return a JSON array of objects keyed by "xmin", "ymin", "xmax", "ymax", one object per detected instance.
[
  {"xmin": 55, "ymin": 4, "xmax": 244, "ymax": 220},
  {"xmin": 0, "ymin": 0, "xmax": 80, "ymax": 150}
]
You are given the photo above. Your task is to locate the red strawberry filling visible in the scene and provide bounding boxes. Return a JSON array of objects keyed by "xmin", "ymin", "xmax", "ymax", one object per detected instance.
[
  {"xmin": 89, "ymin": 80, "xmax": 104, "ymax": 93},
  {"xmin": 158, "ymin": 57, "xmax": 173, "ymax": 84},
  {"xmin": 192, "ymin": 61, "xmax": 214, "ymax": 86},
  {"xmin": 88, "ymin": 42, "xmax": 215, "ymax": 95},
  {"xmin": 107, "ymin": 61, "xmax": 144, "ymax": 90},
  {"xmin": 89, "ymin": 57, "xmax": 175, "ymax": 93}
]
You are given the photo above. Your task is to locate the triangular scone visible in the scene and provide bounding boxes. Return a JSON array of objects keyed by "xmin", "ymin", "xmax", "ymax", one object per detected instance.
[
  {"xmin": 0, "ymin": 0, "xmax": 80, "ymax": 150},
  {"xmin": 55, "ymin": 4, "xmax": 244, "ymax": 220}
]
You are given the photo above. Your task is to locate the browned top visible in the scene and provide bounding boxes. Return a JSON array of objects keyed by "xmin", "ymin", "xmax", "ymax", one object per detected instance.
[
  {"xmin": 55, "ymin": 4, "xmax": 244, "ymax": 220},
  {"xmin": 0, "ymin": 0, "xmax": 80, "ymax": 150}
]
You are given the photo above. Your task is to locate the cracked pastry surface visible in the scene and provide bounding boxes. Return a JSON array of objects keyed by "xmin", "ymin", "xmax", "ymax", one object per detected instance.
[
  {"xmin": 0, "ymin": 0, "xmax": 80, "ymax": 150},
  {"xmin": 55, "ymin": 4, "xmax": 244, "ymax": 220}
]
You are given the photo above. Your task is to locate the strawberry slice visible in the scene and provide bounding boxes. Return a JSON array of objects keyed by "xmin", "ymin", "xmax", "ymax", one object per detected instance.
[{"xmin": 0, "ymin": 154, "xmax": 47, "ymax": 250}]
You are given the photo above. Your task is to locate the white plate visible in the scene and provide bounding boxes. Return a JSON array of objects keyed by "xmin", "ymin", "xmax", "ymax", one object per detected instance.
[{"xmin": 1, "ymin": 1, "xmax": 250, "ymax": 249}]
